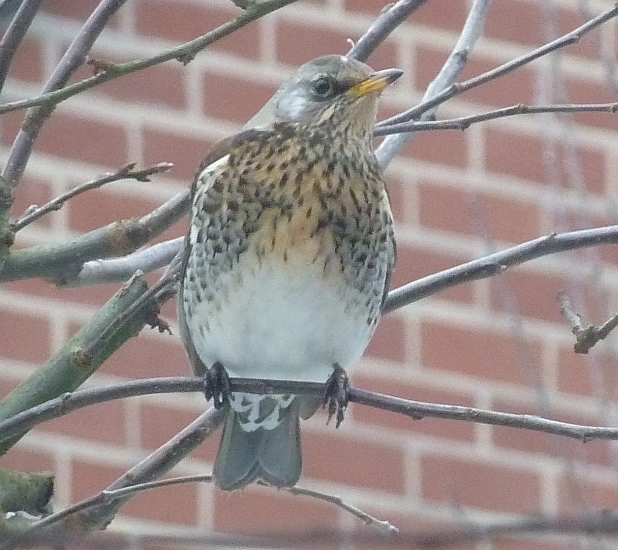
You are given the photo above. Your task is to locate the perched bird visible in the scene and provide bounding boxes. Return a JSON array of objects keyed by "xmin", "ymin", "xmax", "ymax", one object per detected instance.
[{"xmin": 179, "ymin": 54, "xmax": 400, "ymax": 490}]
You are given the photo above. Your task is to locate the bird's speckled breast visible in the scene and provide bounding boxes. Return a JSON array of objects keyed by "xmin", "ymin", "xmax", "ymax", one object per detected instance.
[{"xmin": 181, "ymin": 122, "xmax": 395, "ymax": 381}]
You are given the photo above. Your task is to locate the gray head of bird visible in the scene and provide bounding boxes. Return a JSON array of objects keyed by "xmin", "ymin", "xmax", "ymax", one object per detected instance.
[{"xmin": 246, "ymin": 55, "xmax": 402, "ymax": 136}]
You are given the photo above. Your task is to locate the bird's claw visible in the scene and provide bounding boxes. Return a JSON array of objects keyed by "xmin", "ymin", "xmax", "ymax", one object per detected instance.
[
  {"xmin": 323, "ymin": 364, "xmax": 350, "ymax": 428},
  {"xmin": 203, "ymin": 361, "xmax": 231, "ymax": 409}
]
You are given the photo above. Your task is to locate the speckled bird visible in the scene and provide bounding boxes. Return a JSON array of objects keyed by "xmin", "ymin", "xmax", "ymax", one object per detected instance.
[{"xmin": 178, "ymin": 54, "xmax": 400, "ymax": 491}]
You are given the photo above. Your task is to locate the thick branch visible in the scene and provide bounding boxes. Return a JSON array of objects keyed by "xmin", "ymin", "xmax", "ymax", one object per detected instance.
[
  {"xmin": 0, "ymin": 190, "xmax": 189, "ymax": 283},
  {"xmin": 0, "ymin": 274, "xmax": 151, "ymax": 454}
]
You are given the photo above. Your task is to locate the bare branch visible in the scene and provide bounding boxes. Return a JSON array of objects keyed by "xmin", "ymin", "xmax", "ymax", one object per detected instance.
[
  {"xmin": 347, "ymin": 0, "xmax": 430, "ymax": 62},
  {"xmin": 0, "ymin": 407, "xmax": 224, "ymax": 549},
  {"xmin": 268, "ymin": 482, "xmax": 399, "ymax": 534},
  {"xmin": 0, "ymin": 0, "xmax": 44, "ymax": 95},
  {"xmin": 377, "ymin": 3, "xmax": 618, "ymax": 130},
  {"xmin": 73, "ymin": 236, "xmax": 183, "ymax": 287},
  {"xmin": 0, "ymin": 0, "xmax": 299, "ymax": 119},
  {"xmin": 376, "ymin": 0, "xmax": 492, "ymax": 167},
  {"xmin": 383, "ymin": 226, "xmax": 618, "ymax": 313},
  {"xmin": 0, "ymin": 190, "xmax": 189, "ymax": 283},
  {"xmin": 3, "ymin": 376, "xmax": 618, "ymax": 447},
  {"xmin": 375, "ymin": 101, "xmax": 618, "ymax": 135},
  {"xmin": 1, "ymin": 0, "xmax": 127, "ymax": 191},
  {"xmin": 559, "ymin": 291, "xmax": 618, "ymax": 354},
  {"xmin": 11, "ymin": 162, "xmax": 174, "ymax": 231}
]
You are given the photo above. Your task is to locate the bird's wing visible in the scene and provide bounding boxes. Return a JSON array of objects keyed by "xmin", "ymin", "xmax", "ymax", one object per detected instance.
[{"xmin": 177, "ymin": 128, "xmax": 277, "ymax": 374}]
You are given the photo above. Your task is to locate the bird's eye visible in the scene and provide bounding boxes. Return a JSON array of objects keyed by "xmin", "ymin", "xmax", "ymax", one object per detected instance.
[{"xmin": 312, "ymin": 76, "xmax": 336, "ymax": 99}]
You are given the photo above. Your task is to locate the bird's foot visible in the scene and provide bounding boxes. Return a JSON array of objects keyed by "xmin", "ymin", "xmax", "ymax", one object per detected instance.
[
  {"xmin": 323, "ymin": 364, "xmax": 350, "ymax": 429},
  {"xmin": 203, "ymin": 361, "xmax": 231, "ymax": 409}
]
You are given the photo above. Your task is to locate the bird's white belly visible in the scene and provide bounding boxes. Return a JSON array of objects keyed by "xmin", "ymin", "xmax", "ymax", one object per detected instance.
[{"xmin": 187, "ymin": 257, "xmax": 374, "ymax": 383}]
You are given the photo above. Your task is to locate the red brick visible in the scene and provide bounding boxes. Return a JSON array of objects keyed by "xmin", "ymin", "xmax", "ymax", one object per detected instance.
[
  {"xmin": 364, "ymin": 314, "xmax": 406, "ymax": 364},
  {"xmin": 567, "ymin": 75, "xmax": 618, "ymax": 132},
  {"xmin": 7, "ymin": 37, "xmax": 45, "ymax": 84},
  {"xmin": 70, "ymin": 459, "xmax": 127, "ymax": 502},
  {"xmin": 392, "ymin": 245, "xmax": 475, "ymax": 305},
  {"xmin": 135, "ymin": 0, "xmax": 260, "ymax": 60},
  {"xmin": 66, "ymin": 185, "xmax": 161, "ymax": 234},
  {"xmin": 556, "ymin": 7, "xmax": 599, "ymax": 61},
  {"xmin": 38, "ymin": 398, "xmax": 127, "ymax": 446},
  {"xmin": 0, "ymin": 308, "xmax": 50, "ymax": 364},
  {"xmin": 36, "ymin": 113, "xmax": 128, "ymax": 168},
  {"xmin": 485, "ymin": 128, "xmax": 545, "ymax": 183},
  {"xmin": 303, "ymin": 430, "xmax": 405, "ymax": 492},
  {"xmin": 99, "ymin": 331, "xmax": 187, "ymax": 379},
  {"xmin": 138, "ymin": 401, "xmax": 219, "ymax": 464},
  {"xmin": 276, "ymin": 19, "xmax": 398, "ymax": 70},
  {"xmin": 203, "ymin": 71, "xmax": 279, "ymax": 124},
  {"xmin": 120, "ymin": 474, "xmax": 200, "ymax": 526},
  {"xmin": 419, "ymin": 181, "xmax": 541, "ymax": 244},
  {"xmin": 350, "ymin": 374, "xmax": 476, "ymax": 443},
  {"xmin": 483, "ymin": 0, "xmax": 543, "ymax": 47},
  {"xmin": 558, "ymin": 474, "xmax": 618, "ymax": 515},
  {"xmin": 91, "ymin": 63, "xmax": 187, "ymax": 110},
  {"xmin": 420, "ymin": 320, "xmax": 540, "ymax": 386},
  {"xmin": 490, "ymin": 396, "xmax": 611, "ymax": 467},
  {"xmin": 409, "ymin": 0, "xmax": 469, "ymax": 34},
  {"xmin": 557, "ymin": 345, "xmax": 618, "ymax": 400},
  {"xmin": 142, "ymin": 127, "xmax": 216, "ymax": 182},
  {"xmin": 415, "ymin": 46, "xmax": 536, "ymax": 108},
  {"xmin": 0, "ymin": 446, "xmax": 55, "ymax": 474},
  {"xmin": 42, "ymin": 0, "xmax": 108, "ymax": 21},
  {"xmin": 213, "ymin": 487, "xmax": 338, "ymax": 532},
  {"xmin": 10, "ymin": 176, "xmax": 53, "ymax": 229},
  {"xmin": 71, "ymin": 459, "xmax": 200, "ymax": 526},
  {"xmin": 489, "ymin": 268, "xmax": 569, "ymax": 324},
  {"xmin": 398, "ymin": 123, "xmax": 468, "ymax": 168},
  {"xmin": 421, "ymin": 454, "xmax": 541, "ymax": 514}
]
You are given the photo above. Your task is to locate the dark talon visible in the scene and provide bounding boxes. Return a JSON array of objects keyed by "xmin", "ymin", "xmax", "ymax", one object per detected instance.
[
  {"xmin": 203, "ymin": 361, "xmax": 231, "ymax": 409},
  {"xmin": 323, "ymin": 363, "xmax": 350, "ymax": 428}
]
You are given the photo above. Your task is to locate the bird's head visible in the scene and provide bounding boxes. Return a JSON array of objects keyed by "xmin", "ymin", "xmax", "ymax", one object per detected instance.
[{"xmin": 246, "ymin": 55, "xmax": 402, "ymax": 136}]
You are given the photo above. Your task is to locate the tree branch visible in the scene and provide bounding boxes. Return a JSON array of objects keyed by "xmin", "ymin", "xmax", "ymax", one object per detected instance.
[
  {"xmin": 376, "ymin": 0, "xmax": 492, "ymax": 167},
  {"xmin": 383, "ymin": 225, "xmax": 618, "ymax": 313},
  {"xmin": 0, "ymin": 0, "xmax": 299, "ymax": 119},
  {"xmin": 2, "ymin": 376, "xmax": 618, "ymax": 446},
  {"xmin": 11, "ymin": 162, "xmax": 173, "ymax": 232},
  {"xmin": 347, "ymin": 0, "xmax": 430, "ymax": 62},
  {"xmin": 0, "ymin": 190, "xmax": 189, "ymax": 283},
  {"xmin": 376, "ymin": 3, "xmax": 618, "ymax": 130},
  {"xmin": 375, "ymin": 101, "xmax": 618, "ymax": 135}
]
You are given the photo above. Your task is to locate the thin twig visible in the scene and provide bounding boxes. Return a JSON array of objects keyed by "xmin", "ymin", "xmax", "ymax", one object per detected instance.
[
  {"xmin": 3, "ymin": 376, "xmax": 618, "ymax": 445},
  {"xmin": 11, "ymin": 162, "xmax": 173, "ymax": 231},
  {"xmin": 0, "ymin": 0, "xmax": 299, "ymax": 119},
  {"xmin": 375, "ymin": 101, "xmax": 618, "ymax": 135},
  {"xmin": 269, "ymin": 482, "xmax": 399, "ymax": 534},
  {"xmin": 347, "ymin": 0, "xmax": 430, "ymax": 62},
  {"xmin": 376, "ymin": 3, "xmax": 618, "ymax": 130},
  {"xmin": 376, "ymin": 0, "xmax": 492, "ymax": 167},
  {"xmin": 1, "ymin": 0, "xmax": 126, "ymax": 190},
  {"xmin": 558, "ymin": 291, "xmax": 618, "ymax": 354}
]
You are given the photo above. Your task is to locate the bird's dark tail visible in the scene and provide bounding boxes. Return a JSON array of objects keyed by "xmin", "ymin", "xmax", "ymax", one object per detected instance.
[{"xmin": 213, "ymin": 399, "xmax": 302, "ymax": 490}]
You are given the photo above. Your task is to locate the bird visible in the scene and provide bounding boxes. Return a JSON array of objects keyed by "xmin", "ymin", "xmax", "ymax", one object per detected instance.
[{"xmin": 178, "ymin": 54, "xmax": 400, "ymax": 491}]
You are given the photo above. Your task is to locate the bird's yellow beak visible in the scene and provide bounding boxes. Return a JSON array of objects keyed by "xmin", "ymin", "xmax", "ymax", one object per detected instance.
[{"xmin": 348, "ymin": 68, "xmax": 403, "ymax": 97}]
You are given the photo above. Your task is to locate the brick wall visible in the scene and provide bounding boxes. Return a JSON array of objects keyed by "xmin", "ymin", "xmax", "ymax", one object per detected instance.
[{"xmin": 1, "ymin": 0, "xmax": 618, "ymax": 548}]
